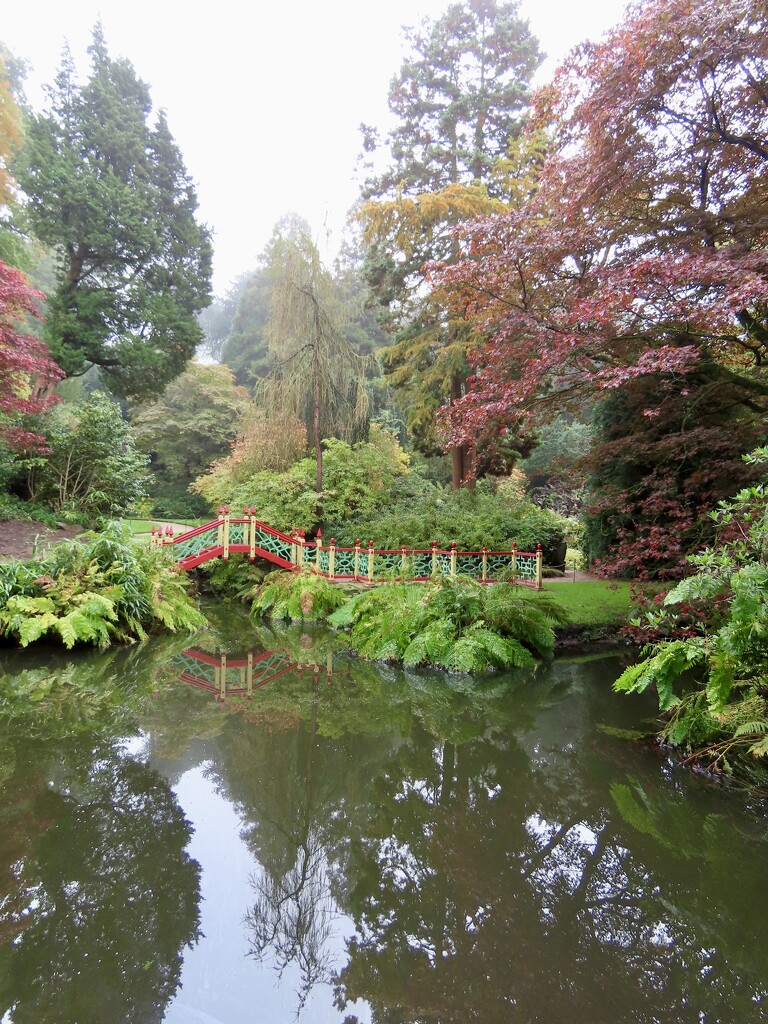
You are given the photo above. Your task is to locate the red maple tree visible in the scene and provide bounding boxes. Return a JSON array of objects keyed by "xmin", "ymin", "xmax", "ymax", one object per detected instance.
[
  {"xmin": 431, "ymin": 0, "xmax": 768, "ymax": 575},
  {"xmin": 0, "ymin": 260, "xmax": 62, "ymax": 453}
]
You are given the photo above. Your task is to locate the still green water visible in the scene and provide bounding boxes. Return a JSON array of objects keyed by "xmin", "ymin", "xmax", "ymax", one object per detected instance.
[{"xmin": 0, "ymin": 605, "xmax": 765, "ymax": 1024}]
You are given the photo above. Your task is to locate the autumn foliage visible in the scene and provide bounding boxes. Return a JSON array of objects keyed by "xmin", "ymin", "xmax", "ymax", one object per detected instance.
[
  {"xmin": 432, "ymin": 0, "xmax": 768, "ymax": 576},
  {"xmin": 0, "ymin": 261, "xmax": 62, "ymax": 453}
]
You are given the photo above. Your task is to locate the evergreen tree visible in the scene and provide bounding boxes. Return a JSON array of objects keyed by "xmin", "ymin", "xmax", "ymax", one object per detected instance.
[
  {"xmin": 17, "ymin": 25, "xmax": 212, "ymax": 399},
  {"xmin": 361, "ymin": 0, "xmax": 541, "ymax": 198},
  {"xmin": 358, "ymin": 1, "xmax": 542, "ymax": 486}
]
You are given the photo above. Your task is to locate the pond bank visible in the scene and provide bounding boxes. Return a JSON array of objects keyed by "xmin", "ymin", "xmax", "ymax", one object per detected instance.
[{"xmin": 554, "ymin": 622, "xmax": 635, "ymax": 653}]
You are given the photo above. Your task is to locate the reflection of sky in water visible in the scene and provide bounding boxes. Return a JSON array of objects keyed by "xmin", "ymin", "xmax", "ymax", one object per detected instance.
[{"xmin": 162, "ymin": 764, "xmax": 370, "ymax": 1024}]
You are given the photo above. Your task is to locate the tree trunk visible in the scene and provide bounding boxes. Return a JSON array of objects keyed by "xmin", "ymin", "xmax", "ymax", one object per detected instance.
[
  {"xmin": 450, "ymin": 374, "xmax": 468, "ymax": 490},
  {"xmin": 314, "ymin": 356, "xmax": 323, "ymax": 523},
  {"xmin": 464, "ymin": 445, "xmax": 476, "ymax": 491}
]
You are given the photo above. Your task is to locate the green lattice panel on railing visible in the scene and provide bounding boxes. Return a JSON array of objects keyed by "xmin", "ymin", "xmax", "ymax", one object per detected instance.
[
  {"xmin": 332, "ymin": 549, "xmax": 357, "ymax": 576},
  {"xmin": 411, "ymin": 552, "xmax": 433, "ymax": 577},
  {"xmin": 312, "ymin": 548, "xmax": 331, "ymax": 574},
  {"xmin": 516, "ymin": 555, "xmax": 537, "ymax": 581},
  {"xmin": 251, "ymin": 652, "xmax": 295, "ymax": 686},
  {"xmin": 455, "ymin": 554, "xmax": 484, "ymax": 579},
  {"xmin": 229, "ymin": 522, "xmax": 246, "ymax": 545},
  {"xmin": 253, "ymin": 525, "xmax": 292, "ymax": 561},
  {"xmin": 174, "ymin": 652, "xmax": 217, "ymax": 684},
  {"xmin": 221, "ymin": 668, "xmax": 251, "ymax": 694},
  {"xmin": 172, "ymin": 527, "xmax": 219, "ymax": 560},
  {"xmin": 485, "ymin": 554, "xmax": 513, "ymax": 579},
  {"xmin": 373, "ymin": 551, "xmax": 404, "ymax": 576},
  {"xmin": 432, "ymin": 552, "xmax": 452, "ymax": 575}
]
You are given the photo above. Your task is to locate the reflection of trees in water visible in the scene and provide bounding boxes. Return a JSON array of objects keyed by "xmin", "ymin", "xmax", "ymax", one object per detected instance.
[
  {"xmin": 330, "ymin": 668, "xmax": 768, "ymax": 1024},
  {"xmin": 223, "ymin": 694, "xmax": 369, "ymax": 1016},
  {"xmin": 0, "ymin": 736, "xmax": 201, "ymax": 1024},
  {"xmin": 145, "ymin": 639, "xmax": 767, "ymax": 1023},
  {"xmin": 199, "ymin": 660, "xmax": 558, "ymax": 1017},
  {"xmin": 246, "ymin": 833, "xmax": 338, "ymax": 1014}
]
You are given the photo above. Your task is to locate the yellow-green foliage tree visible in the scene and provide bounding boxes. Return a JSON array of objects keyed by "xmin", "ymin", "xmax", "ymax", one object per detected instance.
[
  {"xmin": 255, "ymin": 232, "xmax": 373, "ymax": 515},
  {"xmin": 357, "ymin": 1, "xmax": 543, "ymax": 487},
  {"xmin": 132, "ymin": 362, "xmax": 248, "ymax": 488},
  {"xmin": 0, "ymin": 54, "xmax": 22, "ymax": 207}
]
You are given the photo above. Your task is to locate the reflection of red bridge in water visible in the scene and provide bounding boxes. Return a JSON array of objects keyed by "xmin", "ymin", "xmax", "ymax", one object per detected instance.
[
  {"xmin": 175, "ymin": 648, "xmax": 337, "ymax": 702},
  {"xmin": 153, "ymin": 508, "xmax": 543, "ymax": 588}
]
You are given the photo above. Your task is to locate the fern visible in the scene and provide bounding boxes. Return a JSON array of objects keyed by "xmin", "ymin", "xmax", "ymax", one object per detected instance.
[
  {"xmin": 17, "ymin": 615, "xmax": 54, "ymax": 647},
  {"xmin": 0, "ymin": 522, "xmax": 204, "ymax": 648},
  {"xmin": 614, "ymin": 639, "xmax": 706, "ymax": 711},
  {"xmin": 329, "ymin": 576, "xmax": 556, "ymax": 672},
  {"xmin": 402, "ymin": 634, "xmax": 430, "ymax": 666},
  {"xmin": 733, "ymin": 720, "xmax": 768, "ymax": 738},
  {"xmin": 251, "ymin": 569, "xmax": 348, "ymax": 621}
]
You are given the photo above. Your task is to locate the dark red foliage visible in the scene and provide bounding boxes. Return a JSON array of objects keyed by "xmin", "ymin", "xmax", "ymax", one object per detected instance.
[
  {"xmin": 0, "ymin": 261, "xmax": 62, "ymax": 452},
  {"xmin": 430, "ymin": 0, "xmax": 768, "ymax": 575}
]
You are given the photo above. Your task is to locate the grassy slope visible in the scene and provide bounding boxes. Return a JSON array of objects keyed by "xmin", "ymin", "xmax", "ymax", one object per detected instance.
[{"xmin": 538, "ymin": 581, "xmax": 632, "ymax": 627}]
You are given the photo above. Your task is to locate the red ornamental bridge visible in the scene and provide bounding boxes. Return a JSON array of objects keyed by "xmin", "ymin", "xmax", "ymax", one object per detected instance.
[
  {"xmin": 152, "ymin": 507, "xmax": 543, "ymax": 589},
  {"xmin": 175, "ymin": 647, "xmax": 337, "ymax": 702}
]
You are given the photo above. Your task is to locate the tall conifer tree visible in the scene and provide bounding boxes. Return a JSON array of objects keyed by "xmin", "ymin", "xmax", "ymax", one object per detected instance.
[
  {"xmin": 358, "ymin": 0, "xmax": 542, "ymax": 486},
  {"xmin": 18, "ymin": 25, "xmax": 212, "ymax": 399}
]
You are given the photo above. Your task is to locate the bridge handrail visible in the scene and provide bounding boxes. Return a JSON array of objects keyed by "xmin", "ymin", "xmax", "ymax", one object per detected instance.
[
  {"xmin": 164, "ymin": 516, "xmax": 295, "ymax": 545},
  {"xmin": 303, "ymin": 542, "xmax": 538, "ymax": 558},
  {"xmin": 163, "ymin": 519, "xmax": 220, "ymax": 542},
  {"xmin": 226, "ymin": 517, "xmax": 294, "ymax": 542},
  {"xmin": 165, "ymin": 520, "xmax": 538, "ymax": 560},
  {"xmin": 158, "ymin": 513, "xmax": 543, "ymax": 587}
]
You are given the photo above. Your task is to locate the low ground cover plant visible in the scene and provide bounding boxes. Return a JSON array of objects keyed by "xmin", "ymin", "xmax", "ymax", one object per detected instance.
[
  {"xmin": 0, "ymin": 522, "xmax": 204, "ymax": 648},
  {"xmin": 328, "ymin": 575, "xmax": 568, "ymax": 672}
]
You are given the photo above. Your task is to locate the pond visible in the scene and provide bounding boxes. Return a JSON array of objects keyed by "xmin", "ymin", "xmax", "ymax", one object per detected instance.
[{"xmin": 0, "ymin": 603, "xmax": 765, "ymax": 1023}]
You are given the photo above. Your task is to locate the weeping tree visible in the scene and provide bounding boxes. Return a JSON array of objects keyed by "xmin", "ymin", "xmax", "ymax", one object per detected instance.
[{"xmin": 256, "ymin": 233, "xmax": 372, "ymax": 519}]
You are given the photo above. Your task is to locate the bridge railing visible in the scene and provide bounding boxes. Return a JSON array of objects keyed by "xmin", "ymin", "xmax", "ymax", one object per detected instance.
[
  {"xmin": 153, "ymin": 507, "xmax": 543, "ymax": 588},
  {"xmin": 175, "ymin": 647, "xmax": 337, "ymax": 701},
  {"xmin": 302, "ymin": 535, "xmax": 542, "ymax": 588}
]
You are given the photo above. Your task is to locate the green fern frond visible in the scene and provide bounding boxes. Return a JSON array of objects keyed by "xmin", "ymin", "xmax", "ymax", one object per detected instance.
[
  {"xmin": 402, "ymin": 634, "xmax": 429, "ymax": 666},
  {"xmin": 733, "ymin": 720, "xmax": 768, "ymax": 738},
  {"xmin": 17, "ymin": 617, "xmax": 49, "ymax": 647}
]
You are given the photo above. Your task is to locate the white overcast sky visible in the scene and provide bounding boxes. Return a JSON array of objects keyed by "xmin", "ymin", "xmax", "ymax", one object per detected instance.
[{"xmin": 2, "ymin": 0, "xmax": 628, "ymax": 294}]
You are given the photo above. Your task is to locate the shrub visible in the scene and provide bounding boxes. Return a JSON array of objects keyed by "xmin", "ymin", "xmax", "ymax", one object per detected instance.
[
  {"xmin": 327, "ymin": 478, "xmax": 567, "ymax": 561},
  {"xmin": 0, "ymin": 492, "xmax": 59, "ymax": 525},
  {"xmin": 29, "ymin": 393, "xmax": 149, "ymax": 526},
  {"xmin": 191, "ymin": 426, "xmax": 411, "ymax": 534},
  {"xmin": 0, "ymin": 522, "xmax": 204, "ymax": 648},
  {"xmin": 251, "ymin": 568, "xmax": 349, "ymax": 621},
  {"xmin": 615, "ymin": 450, "xmax": 768, "ymax": 780},
  {"xmin": 328, "ymin": 575, "xmax": 568, "ymax": 672},
  {"xmin": 199, "ymin": 556, "xmax": 268, "ymax": 603}
]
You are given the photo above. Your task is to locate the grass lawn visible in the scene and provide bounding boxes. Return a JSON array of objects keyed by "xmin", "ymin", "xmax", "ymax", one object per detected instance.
[{"xmin": 539, "ymin": 580, "xmax": 633, "ymax": 627}]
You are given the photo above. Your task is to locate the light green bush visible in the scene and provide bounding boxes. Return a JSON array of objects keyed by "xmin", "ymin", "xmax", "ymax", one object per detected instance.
[
  {"xmin": 328, "ymin": 575, "xmax": 568, "ymax": 672},
  {"xmin": 251, "ymin": 568, "xmax": 349, "ymax": 621}
]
